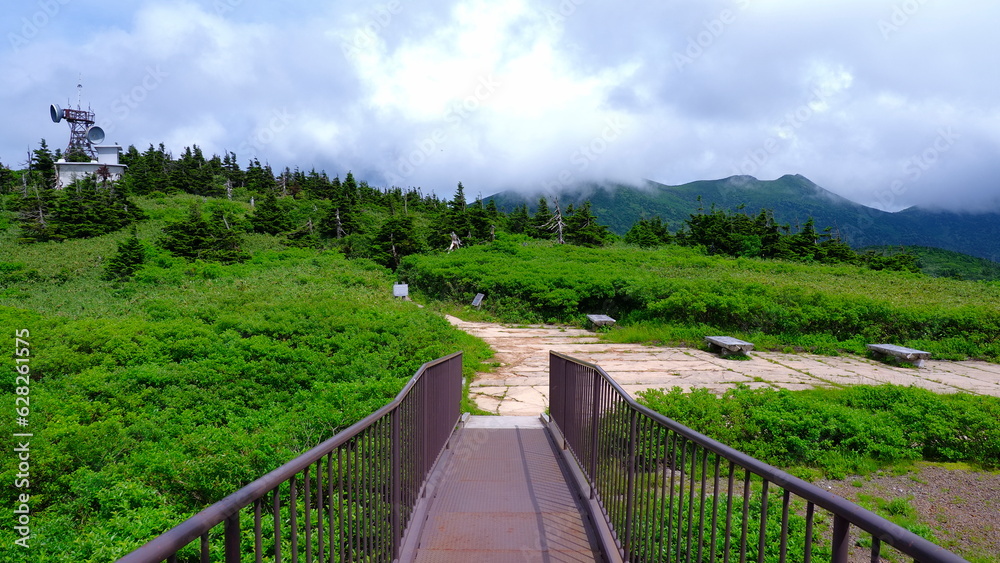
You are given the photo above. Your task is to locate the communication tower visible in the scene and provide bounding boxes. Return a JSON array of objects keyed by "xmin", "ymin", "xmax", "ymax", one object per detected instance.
[
  {"xmin": 49, "ymin": 81, "xmax": 105, "ymax": 159},
  {"xmin": 47, "ymin": 80, "xmax": 125, "ymax": 189}
]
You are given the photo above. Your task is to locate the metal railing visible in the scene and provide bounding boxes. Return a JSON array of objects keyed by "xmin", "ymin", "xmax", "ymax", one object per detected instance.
[
  {"xmin": 119, "ymin": 351, "xmax": 463, "ymax": 563},
  {"xmin": 549, "ymin": 352, "xmax": 969, "ymax": 563}
]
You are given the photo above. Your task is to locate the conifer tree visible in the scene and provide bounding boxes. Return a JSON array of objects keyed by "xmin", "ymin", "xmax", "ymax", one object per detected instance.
[
  {"xmin": 448, "ymin": 182, "xmax": 471, "ymax": 237},
  {"xmin": 245, "ymin": 158, "xmax": 277, "ymax": 195},
  {"xmin": 502, "ymin": 203, "xmax": 527, "ymax": 235},
  {"xmin": 16, "ymin": 184, "xmax": 57, "ymax": 243},
  {"xmin": 103, "ymin": 228, "xmax": 146, "ymax": 281},
  {"xmin": 249, "ymin": 191, "xmax": 290, "ymax": 234},
  {"xmin": 0, "ymin": 160, "xmax": 14, "ymax": 194},
  {"xmin": 467, "ymin": 197, "xmax": 492, "ymax": 242},
  {"xmin": 565, "ymin": 201, "xmax": 608, "ymax": 246},
  {"xmin": 371, "ymin": 214, "xmax": 426, "ymax": 270},
  {"xmin": 32, "ymin": 139, "xmax": 56, "ymax": 188},
  {"xmin": 531, "ymin": 197, "xmax": 554, "ymax": 239},
  {"xmin": 625, "ymin": 217, "xmax": 672, "ymax": 248},
  {"xmin": 161, "ymin": 203, "xmax": 246, "ymax": 263}
]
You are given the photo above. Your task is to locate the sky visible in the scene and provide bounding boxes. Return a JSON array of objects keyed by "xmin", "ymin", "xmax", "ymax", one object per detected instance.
[{"xmin": 3, "ymin": 0, "xmax": 999, "ymax": 211}]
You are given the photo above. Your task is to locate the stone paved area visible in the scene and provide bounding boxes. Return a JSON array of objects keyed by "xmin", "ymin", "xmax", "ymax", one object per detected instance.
[{"xmin": 447, "ymin": 316, "xmax": 1000, "ymax": 415}]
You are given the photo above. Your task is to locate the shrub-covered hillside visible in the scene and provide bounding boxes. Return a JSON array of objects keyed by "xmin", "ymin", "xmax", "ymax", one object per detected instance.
[{"xmin": 0, "ymin": 198, "xmax": 491, "ymax": 560}]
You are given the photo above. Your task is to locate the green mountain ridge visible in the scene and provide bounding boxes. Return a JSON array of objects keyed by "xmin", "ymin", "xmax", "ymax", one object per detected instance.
[{"xmin": 485, "ymin": 174, "xmax": 1000, "ymax": 261}]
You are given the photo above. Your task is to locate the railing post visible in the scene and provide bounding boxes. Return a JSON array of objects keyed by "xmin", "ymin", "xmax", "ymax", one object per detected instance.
[
  {"xmin": 422, "ymin": 365, "xmax": 429, "ymax": 483},
  {"xmin": 549, "ymin": 353, "xmax": 567, "ymax": 448},
  {"xmin": 588, "ymin": 367, "xmax": 601, "ymax": 499},
  {"xmin": 622, "ymin": 409, "xmax": 638, "ymax": 558},
  {"xmin": 224, "ymin": 512, "xmax": 240, "ymax": 563},
  {"xmin": 391, "ymin": 406, "xmax": 401, "ymax": 559},
  {"xmin": 832, "ymin": 514, "xmax": 849, "ymax": 563}
]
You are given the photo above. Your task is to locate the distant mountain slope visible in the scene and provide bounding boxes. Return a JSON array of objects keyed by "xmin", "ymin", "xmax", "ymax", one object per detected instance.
[{"xmin": 485, "ymin": 175, "xmax": 1000, "ymax": 261}]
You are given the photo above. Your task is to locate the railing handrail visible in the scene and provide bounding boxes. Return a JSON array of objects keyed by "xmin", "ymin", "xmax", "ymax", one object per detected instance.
[
  {"xmin": 118, "ymin": 351, "xmax": 463, "ymax": 563},
  {"xmin": 550, "ymin": 351, "xmax": 968, "ymax": 563}
]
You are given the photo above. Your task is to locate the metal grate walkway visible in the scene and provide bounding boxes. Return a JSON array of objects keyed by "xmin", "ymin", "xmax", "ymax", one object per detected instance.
[{"xmin": 409, "ymin": 416, "xmax": 605, "ymax": 562}]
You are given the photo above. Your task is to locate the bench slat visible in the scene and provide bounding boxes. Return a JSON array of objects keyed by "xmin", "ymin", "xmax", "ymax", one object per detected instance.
[
  {"xmin": 587, "ymin": 314, "xmax": 616, "ymax": 327},
  {"xmin": 705, "ymin": 336, "xmax": 754, "ymax": 355},
  {"xmin": 867, "ymin": 344, "xmax": 931, "ymax": 367}
]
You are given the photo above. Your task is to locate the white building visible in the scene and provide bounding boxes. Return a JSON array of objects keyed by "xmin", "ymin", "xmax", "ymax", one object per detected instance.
[{"xmin": 54, "ymin": 145, "xmax": 127, "ymax": 189}]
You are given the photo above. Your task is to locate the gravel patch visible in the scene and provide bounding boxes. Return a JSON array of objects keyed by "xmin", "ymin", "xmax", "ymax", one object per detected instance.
[{"xmin": 815, "ymin": 464, "xmax": 1000, "ymax": 562}]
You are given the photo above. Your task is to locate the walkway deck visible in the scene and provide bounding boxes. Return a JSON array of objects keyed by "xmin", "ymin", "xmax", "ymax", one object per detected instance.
[{"xmin": 409, "ymin": 416, "xmax": 605, "ymax": 562}]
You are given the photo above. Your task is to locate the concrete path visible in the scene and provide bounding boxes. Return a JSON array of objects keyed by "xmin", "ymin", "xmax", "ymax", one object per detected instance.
[{"xmin": 446, "ymin": 316, "xmax": 1000, "ymax": 416}]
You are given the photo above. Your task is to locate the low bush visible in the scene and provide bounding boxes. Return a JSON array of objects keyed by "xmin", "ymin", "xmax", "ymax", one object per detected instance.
[{"xmin": 638, "ymin": 384, "xmax": 1000, "ymax": 479}]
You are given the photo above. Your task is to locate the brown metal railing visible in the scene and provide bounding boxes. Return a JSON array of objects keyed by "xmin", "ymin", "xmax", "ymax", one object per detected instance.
[
  {"xmin": 119, "ymin": 351, "xmax": 463, "ymax": 563},
  {"xmin": 549, "ymin": 351, "xmax": 969, "ymax": 563}
]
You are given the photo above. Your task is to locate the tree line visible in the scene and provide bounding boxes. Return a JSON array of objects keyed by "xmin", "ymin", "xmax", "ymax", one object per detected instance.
[
  {"xmin": 628, "ymin": 204, "xmax": 920, "ymax": 272},
  {"xmin": 2, "ymin": 139, "xmax": 917, "ymax": 275}
]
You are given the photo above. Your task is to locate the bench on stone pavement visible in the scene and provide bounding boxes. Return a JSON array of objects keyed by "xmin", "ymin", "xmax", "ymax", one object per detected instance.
[
  {"xmin": 705, "ymin": 335, "xmax": 754, "ymax": 357},
  {"xmin": 587, "ymin": 314, "xmax": 616, "ymax": 329},
  {"xmin": 867, "ymin": 343, "xmax": 931, "ymax": 367}
]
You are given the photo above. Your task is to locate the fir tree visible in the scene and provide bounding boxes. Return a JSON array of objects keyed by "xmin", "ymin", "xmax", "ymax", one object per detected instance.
[
  {"xmin": 625, "ymin": 217, "xmax": 672, "ymax": 248},
  {"xmin": 245, "ymin": 159, "xmax": 277, "ymax": 195},
  {"xmin": 32, "ymin": 139, "xmax": 56, "ymax": 188},
  {"xmin": 506, "ymin": 204, "xmax": 530, "ymax": 235},
  {"xmin": 0, "ymin": 160, "xmax": 14, "ymax": 194},
  {"xmin": 249, "ymin": 191, "xmax": 290, "ymax": 234},
  {"xmin": 371, "ymin": 214, "xmax": 426, "ymax": 270},
  {"xmin": 448, "ymin": 182, "xmax": 471, "ymax": 237},
  {"xmin": 16, "ymin": 184, "xmax": 57, "ymax": 243},
  {"xmin": 531, "ymin": 197, "xmax": 554, "ymax": 239},
  {"xmin": 161, "ymin": 203, "xmax": 246, "ymax": 263},
  {"xmin": 103, "ymin": 229, "xmax": 146, "ymax": 281}
]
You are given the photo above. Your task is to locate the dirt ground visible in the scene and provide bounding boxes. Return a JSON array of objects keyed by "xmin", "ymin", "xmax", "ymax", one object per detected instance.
[{"xmin": 816, "ymin": 464, "xmax": 1000, "ymax": 562}]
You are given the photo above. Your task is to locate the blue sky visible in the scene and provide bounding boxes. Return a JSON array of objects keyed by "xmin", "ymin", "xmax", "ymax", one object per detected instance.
[{"xmin": 3, "ymin": 0, "xmax": 999, "ymax": 211}]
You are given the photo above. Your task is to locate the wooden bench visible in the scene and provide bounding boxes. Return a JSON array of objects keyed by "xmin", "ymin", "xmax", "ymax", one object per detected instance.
[
  {"xmin": 587, "ymin": 314, "xmax": 616, "ymax": 328},
  {"xmin": 867, "ymin": 344, "xmax": 931, "ymax": 367},
  {"xmin": 705, "ymin": 336, "xmax": 754, "ymax": 357}
]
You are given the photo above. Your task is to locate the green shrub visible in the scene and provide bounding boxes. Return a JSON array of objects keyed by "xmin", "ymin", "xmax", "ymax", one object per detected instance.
[{"xmin": 638, "ymin": 384, "xmax": 1000, "ymax": 477}]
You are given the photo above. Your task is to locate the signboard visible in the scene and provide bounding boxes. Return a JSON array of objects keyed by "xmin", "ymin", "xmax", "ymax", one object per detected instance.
[
  {"xmin": 393, "ymin": 284, "xmax": 408, "ymax": 298},
  {"xmin": 472, "ymin": 293, "xmax": 485, "ymax": 307}
]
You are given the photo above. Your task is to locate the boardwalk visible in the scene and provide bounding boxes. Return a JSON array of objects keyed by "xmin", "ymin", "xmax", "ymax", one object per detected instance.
[{"xmin": 409, "ymin": 416, "xmax": 605, "ymax": 562}]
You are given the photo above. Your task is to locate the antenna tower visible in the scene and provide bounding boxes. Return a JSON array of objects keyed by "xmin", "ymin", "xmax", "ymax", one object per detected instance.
[{"xmin": 49, "ymin": 78, "xmax": 105, "ymax": 159}]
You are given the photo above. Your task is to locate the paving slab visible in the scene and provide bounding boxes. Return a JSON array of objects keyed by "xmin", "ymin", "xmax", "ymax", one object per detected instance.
[{"xmin": 446, "ymin": 316, "xmax": 1000, "ymax": 416}]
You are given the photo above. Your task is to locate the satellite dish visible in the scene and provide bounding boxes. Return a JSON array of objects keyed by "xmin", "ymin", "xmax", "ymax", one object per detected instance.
[
  {"xmin": 50, "ymin": 104, "xmax": 63, "ymax": 123},
  {"xmin": 86, "ymin": 126, "xmax": 105, "ymax": 144}
]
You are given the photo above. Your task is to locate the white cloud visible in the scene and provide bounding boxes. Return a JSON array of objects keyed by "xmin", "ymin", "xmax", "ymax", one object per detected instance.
[{"xmin": 2, "ymin": 0, "xmax": 999, "ymax": 210}]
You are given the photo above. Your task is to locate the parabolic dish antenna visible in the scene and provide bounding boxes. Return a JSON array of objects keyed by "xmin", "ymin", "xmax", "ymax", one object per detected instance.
[
  {"xmin": 86, "ymin": 126, "xmax": 105, "ymax": 144},
  {"xmin": 50, "ymin": 103, "xmax": 63, "ymax": 123}
]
